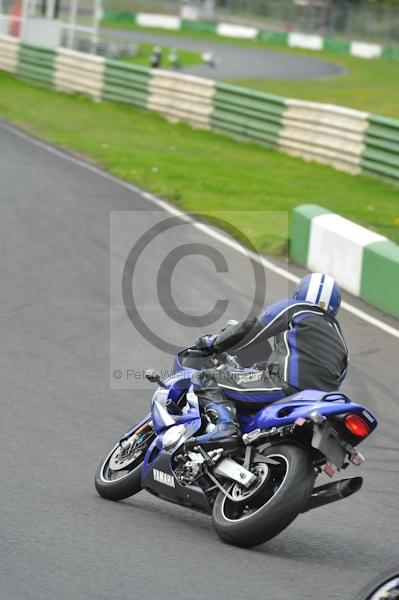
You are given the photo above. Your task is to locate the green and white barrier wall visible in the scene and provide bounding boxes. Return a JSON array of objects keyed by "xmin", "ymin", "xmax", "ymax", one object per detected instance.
[
  {"xmin": 1, "ymin": 35, "xmax": 398, "ymax": 184},
  {"xmin": 104, "ymin": 11, "xmax": 399, "ymax": 61},
  {"xmin": 290, "ymin": 204, "xmax": 399, "ymax": 318}
]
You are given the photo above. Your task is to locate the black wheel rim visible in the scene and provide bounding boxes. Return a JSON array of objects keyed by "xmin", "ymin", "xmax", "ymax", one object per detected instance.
[
  {"xmin": 361, "ymin": 576, "xmax": 399, "ymax": 600},
  {"xmin": 100, "ymin": 427, "xmax": 154, "ymax": 483},
  {"xmin": 220, "ymin": 453, "xmax": 290, "ymax": 522}
]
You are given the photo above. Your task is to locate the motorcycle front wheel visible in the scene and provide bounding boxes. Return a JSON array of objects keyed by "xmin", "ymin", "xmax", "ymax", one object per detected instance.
[
  {"xmin": 95, "ymin": 419, "xmax": 154, "ymax": 501},
  {"xmin": 353, "ymin": 568, "xmax": 399, "ymax": 600},
  {"xmin": 212, "ymin": 443, "xmax": 315, "ymax": 548}
]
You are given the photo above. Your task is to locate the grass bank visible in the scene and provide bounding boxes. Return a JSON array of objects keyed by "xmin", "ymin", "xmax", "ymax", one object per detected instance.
[
  {"xmin": 0, "ymin": 71, "xmax": 398, "ymax": 255},
  {"xmin": 101, "ymin": 20, "xmax": 399, "ymax": 118}
]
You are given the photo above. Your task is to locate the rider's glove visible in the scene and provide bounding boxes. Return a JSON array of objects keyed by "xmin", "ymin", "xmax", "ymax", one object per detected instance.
[{"xmin": 195, "ymin": 334, "xmax": 218, "ymax": 354}]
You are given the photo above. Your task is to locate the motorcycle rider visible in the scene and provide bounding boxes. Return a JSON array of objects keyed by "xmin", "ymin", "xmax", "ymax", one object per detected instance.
[{"xmin": 189, "ymin": 273, "xmax": 348, "ymax": 448}]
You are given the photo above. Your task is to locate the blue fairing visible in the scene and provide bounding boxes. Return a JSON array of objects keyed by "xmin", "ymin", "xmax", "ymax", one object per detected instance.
[
  {"xmin": 237, "ymin": 390, "xmax": 378, "ymax": 434},
  {"xmin": 145, "ymin": 351, "xmax": 378, "ymax": 447},
  {"xmin": 142, "ymin": 414, "xmax": 201, "ymax": 477},
  {"xmin": 164, "ymin": 372, "xmax": 192, "ymax": 402},
  {"xmin": 141, "ymin": 382, "xmax": 204, "ymax": 497}
]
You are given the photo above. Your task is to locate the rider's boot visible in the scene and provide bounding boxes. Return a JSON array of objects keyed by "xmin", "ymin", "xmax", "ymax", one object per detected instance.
[{"xmin": 186, "ymin": 387, "xmax": 241, "ymax": 450}]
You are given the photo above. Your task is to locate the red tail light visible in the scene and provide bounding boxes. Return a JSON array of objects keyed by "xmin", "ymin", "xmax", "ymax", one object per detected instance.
[{"xmin": 344, "ymin": 414, "xmax": 370, "ymax": 437}]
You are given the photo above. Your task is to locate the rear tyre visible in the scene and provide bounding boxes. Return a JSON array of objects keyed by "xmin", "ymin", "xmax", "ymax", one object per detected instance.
[
  {"xmin": 95, "ymin": 420, "xmax": 154, "ymax": 501},
  {"xmin": 212, "ymin": 444, "xmax": 315, "ymax": 548}
]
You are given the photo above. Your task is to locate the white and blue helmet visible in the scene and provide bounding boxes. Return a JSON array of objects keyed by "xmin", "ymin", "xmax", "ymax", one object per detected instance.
[{"xmin": 293, "ymin": 273, "xmax": 341, "ymax": 317}]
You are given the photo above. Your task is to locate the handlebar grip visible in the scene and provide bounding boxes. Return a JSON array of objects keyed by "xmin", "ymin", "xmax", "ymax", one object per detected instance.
[{"xmin": 186, "ymin": 348, "xmax": 211, "ymax": 357}]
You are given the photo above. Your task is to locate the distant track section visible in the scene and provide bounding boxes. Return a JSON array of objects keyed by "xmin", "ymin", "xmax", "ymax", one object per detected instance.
[{"xmin": 103, "ymin": 11, "xmax": 399, "ymax": 60}]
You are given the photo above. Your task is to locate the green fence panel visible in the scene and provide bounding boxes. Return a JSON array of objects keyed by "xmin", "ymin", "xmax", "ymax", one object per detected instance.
[
  {"xmin": 364, "ymin": 136, "xmax": 399, "ymax": 156},
  {"xmin": 362, "ymin": 147, "xmax": 399, "ymax": 170},
  {"xmin": 212, "ymin": 107, "xmax": 284, "ymax": 132},
  {"xmin": 17, "ymin": 65, "xmax": 54, "ymax": 87},
  {"xmin": 290, "ymin": 204, "xmax": 331, "ymax": 266},
  {"xmin": 103, "ymin": 81, "xmax": 149, "ymax": 98},
  {"xmin": 211, "ymin": 122, "xmax": 280, "ymax": 147},
  {"xmin": 103, "ymin": 11, "xmax": 136, "ymax": 23},
  {"xmin": 211, "ymin": 119, "xmax": 247, "ymax": 137},
  {"xmin": 361, "ymin": 158, "xmax": 399, "ymax": 182},
  {"xmin": 362, "ymin": 114, "xmax": 399, "ymax": 183},
  {"xmin": 212, "ymin": 109, "xmax": 282, "ymax": 134},
  {"xmin": 102, "ymin": 90, "xmax": 148, "ymax": 108},
  {"xmin": 368, "ymin": 114, "xmax": 399, "ymax": 140},
  {"xmin": 17, "ymin": 44, "xmax": 55, "ymax": 86},
  {"xmin": 104, "ymin": 60, "xmax": 150, "ymax": 77},
  {"xmin": 360, "ymin": 240, "xmax": 399, "ymax": 318},
  {"xmin": 213, "ymin": 94, "xmax": 285, "ymax": 120},
  {"xmin": 366, "ymin": 125, "xmax": 399, "ymax": 147},
  {"xmin": 213, "ymin": 85, "xmax": 285, "ymax": 120},
  {"xmin": 104, "ymin": 67, "xmax": 150, "ymax": 89},
  {"xmin": 19, "ymin": 43, "xmax": 55, "ymax": 66},
  {"xmin": 323, "ymin": 37, "xmax": 351, "ymax": 53},
  {"xmin": 381, "ymin": 47, "xmax": 399, "ymax": 60},
  {"xmin": 257, "ymin": 30, "xmax": 288, "ymax": 44},
  {"xmin": 211, "ymin": 119, "xmax": 281, "ymax": 146},
  {"xmin": 181, "ymin": 19, "xmax": 217, "ymax": 33},
  {"xmin": 215, "ymin": 82, "xmax": 285, "ymax": 106},
  {"xmin": 102, "ymin": 60, "xmax": 150, "ymax": 106},
  {"xmin": 211, "ymin": 83, "xmax": 285, "ymax": 147}
]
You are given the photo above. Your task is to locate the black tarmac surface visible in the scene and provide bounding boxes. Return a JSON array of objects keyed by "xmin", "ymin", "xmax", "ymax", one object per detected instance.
[
  {"xmin": 1, "ymin": 120, "xmax": 398, "ymax": 600},
  {"xmin": 101, "ymin": 28, "xmax": 346, "ymax": 80}
]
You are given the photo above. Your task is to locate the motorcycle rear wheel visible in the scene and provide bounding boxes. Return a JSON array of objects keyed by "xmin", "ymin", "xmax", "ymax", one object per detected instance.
[
  {"xmin": 95, "ymin": 420, "xmax": 154, "ymax": 501},
  {"xmin": 212, "ymin": 443, "xmax": 315, "ymax": 548}
]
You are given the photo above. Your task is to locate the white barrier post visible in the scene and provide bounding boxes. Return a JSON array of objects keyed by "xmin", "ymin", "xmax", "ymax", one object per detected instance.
[
  {"xmin": 45, "ymin": 0, "xmax": 55, "ymax": 19},
  {"xmin": 21, "ymin": 0, "xmax": 29, "ymax": 38},
  {"xmin": 67, "ymin": 0, "xmax": 78, "ymax": 49},
  {"xmin": 91, "ymin": 0, "xmax": 102, "ymax": 52}
]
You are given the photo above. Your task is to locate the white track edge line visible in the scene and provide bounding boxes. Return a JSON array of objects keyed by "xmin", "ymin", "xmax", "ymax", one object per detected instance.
[{"xmin": 2, "ymin": 119, "xmax": 398, "ymax": 339}]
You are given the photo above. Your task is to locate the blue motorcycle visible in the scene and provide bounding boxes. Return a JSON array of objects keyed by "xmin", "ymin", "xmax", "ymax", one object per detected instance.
[{"xmin": 95, "ymin": 346, "xmax": 377, "ymax": 548}]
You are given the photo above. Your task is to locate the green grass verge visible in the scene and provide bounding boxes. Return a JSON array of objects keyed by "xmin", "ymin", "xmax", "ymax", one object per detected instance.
[
  {"xmin": 120, "ymin": 42, "xmax": 202, "ymax": 68},
  {"xmin": 0, "ymin": 70, "xmax": 398, "ymax": 255},
  {"xmin": 101, "ymin": 19, "xmax": 399, "ymax": 118}
]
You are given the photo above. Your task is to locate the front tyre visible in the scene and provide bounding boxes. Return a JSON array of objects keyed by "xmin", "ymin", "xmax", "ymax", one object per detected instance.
[
  {"xmin": 95, "ymin": 420, "xmax": 154, "ymax": 501},
  {"xmin": 353, "ymin": 568, "xmax": 399, "ymax": 600},
  {"xmin": 212, "ymin": 444, "xmax": 315, "ymax": 548}
]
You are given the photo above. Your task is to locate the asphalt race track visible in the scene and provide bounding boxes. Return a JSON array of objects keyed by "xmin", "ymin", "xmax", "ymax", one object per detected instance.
[
  {"xmin": 1, "ymin": 120, "xmax": 399, "ymax": 600},
  {"xmin": 101, "ymin": 28, "xmax": 346, "ymax": 80}
]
